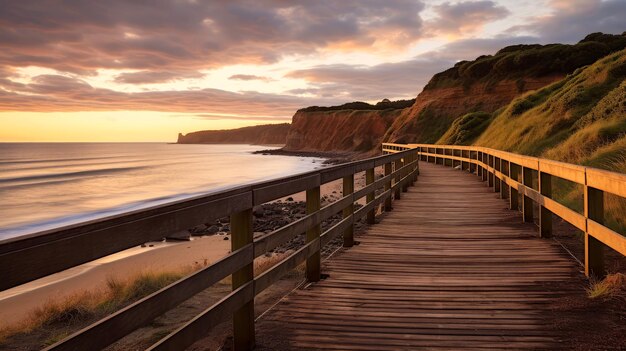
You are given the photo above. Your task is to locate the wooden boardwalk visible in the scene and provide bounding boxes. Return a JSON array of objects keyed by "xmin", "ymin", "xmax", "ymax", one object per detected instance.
[{"xmin": 255, "ymin": 162, "xmax": 584, "ymax": 350}]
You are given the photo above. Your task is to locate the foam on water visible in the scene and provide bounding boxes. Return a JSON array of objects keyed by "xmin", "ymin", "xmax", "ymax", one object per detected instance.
[{"xmin": 0, "ymin": 143, "xmax": 324, "ymax": 241}]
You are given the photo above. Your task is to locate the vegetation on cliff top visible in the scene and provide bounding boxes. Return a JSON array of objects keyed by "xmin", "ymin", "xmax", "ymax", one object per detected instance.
[
  {"xmin": 298, "ymin": 98, "xmax": 415, "ymax": 112},
  {"xmin": 425, "ymin": 32, "xmax": 626, "ymax": 91}
]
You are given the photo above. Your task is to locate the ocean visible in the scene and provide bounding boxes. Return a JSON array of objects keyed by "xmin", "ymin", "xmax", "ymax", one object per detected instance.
[{"xmin": 0, "ymin": 143, "xmax": 324, "ymax": 240}]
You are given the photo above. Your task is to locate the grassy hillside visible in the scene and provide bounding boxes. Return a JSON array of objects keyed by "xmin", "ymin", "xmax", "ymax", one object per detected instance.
[
  {"xmin": 475, "ymin": 49, "xmax": 626, "ymax": 169},
  {"xmin": 384, "ymin": 33, "xmax": 626, "ymax": 146},
  {"xmin": 426, "ymin": 32, "xmax": 626, "ymax": 92},
  {"xmin": 461, "ymin": 49, "xmax": 626, "ymax": 233}
]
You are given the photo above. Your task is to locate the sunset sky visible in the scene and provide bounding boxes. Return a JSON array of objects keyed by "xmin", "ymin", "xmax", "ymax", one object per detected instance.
[{"xmin": 0, "ymin": 0, "xmax": 624, "ymax": 141}]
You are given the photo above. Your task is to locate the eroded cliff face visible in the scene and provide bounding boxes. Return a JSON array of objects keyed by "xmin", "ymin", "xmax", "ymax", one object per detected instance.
[
  {"xmin": 284, "ymin": 109, "xmax": 404, "ymax": 152},
  {"xmin": 283, "ymin": 77, "xmax": 561, "ymax": 154},
  {"xmin": 177, "ymin": 123, "xmax": 290, "ymax": 145},
  {"xmin": 383, "ymin": 76, "xmax": 563, "ymax": 144}
]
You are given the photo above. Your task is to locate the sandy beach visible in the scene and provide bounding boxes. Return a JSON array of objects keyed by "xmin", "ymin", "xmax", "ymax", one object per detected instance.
[{"xmin": 0, "ymin": 235, "xmax": 231, "ymax": 327}]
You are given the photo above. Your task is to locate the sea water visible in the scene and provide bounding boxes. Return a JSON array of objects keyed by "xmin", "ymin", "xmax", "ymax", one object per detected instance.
[{"xmin": 0, "ymin": 143, "xmax": 323, "ymax": 240}]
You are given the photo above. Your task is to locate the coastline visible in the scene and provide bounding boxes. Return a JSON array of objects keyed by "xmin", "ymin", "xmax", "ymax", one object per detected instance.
[
  {"xmin": 0, "ymin": 160, "xmax": 378, "ymax": 328},
  {"xmin": 253, "ymin": 148, "xmax": 355, "ymax": 164}
]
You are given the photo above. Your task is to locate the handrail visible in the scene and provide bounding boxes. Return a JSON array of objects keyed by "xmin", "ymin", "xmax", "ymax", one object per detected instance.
[
  {"xmin": 383, "ymin": 142, "xmax": 626, "ymax": 280},
  {"xmin": 0, "ymin": 147, "xmax": 420, "ymax": 351}
]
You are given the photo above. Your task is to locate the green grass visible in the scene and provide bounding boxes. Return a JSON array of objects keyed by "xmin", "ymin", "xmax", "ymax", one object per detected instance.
[
  {"xmin": 437, "ymin": 112, "xmax": 493, "ymax": 145},
  {"xmin": 425, "ymin": 33, "xmax": 626, "ymax": 91}
]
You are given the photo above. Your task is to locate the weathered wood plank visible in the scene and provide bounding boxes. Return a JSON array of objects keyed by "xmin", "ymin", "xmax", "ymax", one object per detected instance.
[{"xmin": 255, "ymin": 162, "xmax": 584, "ymax": 350}]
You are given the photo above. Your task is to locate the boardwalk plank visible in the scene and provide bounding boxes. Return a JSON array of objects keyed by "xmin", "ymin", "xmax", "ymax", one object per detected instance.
[{"xmin": 255, "ymin": 163, "xmax": 584, "ymax": 350}]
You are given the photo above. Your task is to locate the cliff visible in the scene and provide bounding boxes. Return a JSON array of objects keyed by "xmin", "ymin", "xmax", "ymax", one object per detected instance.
[
  {"xmin": 282, "ymin": 32, "xmax": 626, "ymax": 154},
  {"xmin": 383, "ymin": 76, "xmax": 563, "ymax": 144},
  {"xmin": 475, "ymin": 48, "xmax": 626, "ymax": 169},
  {"xmin": 177, "ymin": 123, "xmax": 290, "ymax": 145},
  {"xmin": 284, "ymin": 108, "xmax": 404, "ymax": 153},
  {"xmin": 383, "ymin": 32, "xmax": 626, "ymax": 145}
]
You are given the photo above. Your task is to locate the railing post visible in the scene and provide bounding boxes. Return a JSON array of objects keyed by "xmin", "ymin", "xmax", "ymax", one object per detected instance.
[
  {"xmin": 459, "ymin": 150, "xmax": 464, "ymax": 170},
  {"xmin": 342, "ymin": 174, "xmax": 354, "ymax": 247},
  {"xmin": 510, "ymin": 163, "xmax": 520, "ymax": 211},
  {"xmin": 584, "ymin": 181, "xmax": 606, "ymax": 278},
  {"xmin": 477, "ymin": 152, "xmax": 483, "ymax": 178},
  {"xmin": 539, "ymin": 170, "xmax": 552, "ymax": 238},
  {"xmin": 394, "ymin": 158, "xmax": 402, "ymax": 200},
  {"xmin": 411, "ymin": 151, "xmax": 418, "ymax": 184},
  {"xmin": 401, "ymin": 156, "xmax": 408, "ymax": 193},
  {"xmin": 488, "ymin": 155, "xmax": 494, "ymax": 188},
  {"xmin": 494, "ymin": 157, "xmax": 501, "ymax": 193},
  {"xmin": 384, "ymin": 162, "xmax": 392, "ymax": 211},
  {"xmin": 481, "ymin": 153, "xmax": 487, "ymax": 182},
  {"xmin": 501, "ymin": 159, "xmax": 509, "ymax": 200},
  {"xmin": 306, "ymin": 186, "xmax": 321, "ymax": 282},
  {"xmin": 522, "ymin": 167, "xmax": 534, "ymax": 223},
  {"xmin": 366, "ymin": 167, "xmax": 376, "ymax": 224},
  {"xmin": 231, "ymin": 209, "xmax": 255, "ymax": 351}
]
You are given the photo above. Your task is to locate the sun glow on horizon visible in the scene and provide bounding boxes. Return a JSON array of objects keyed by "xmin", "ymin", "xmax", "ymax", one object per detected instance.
[
  {"xmin": 0, "ymin": 111, "xmax": 288, "ymax": 142},
  {"xmin": 0, "ymin": 0, "xmax": 621, "ymax": 142}
]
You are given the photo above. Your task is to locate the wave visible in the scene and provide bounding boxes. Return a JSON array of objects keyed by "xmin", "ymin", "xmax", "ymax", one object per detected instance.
[
  {"xmin": 0, "ymin": 166, "xmax": 149, "ymax": 184},
  {"xmin": 0, "ymin": 154, "xmax": 131, "ymax": 165},
  {"xmin": 0, "ymin": 188, "xmax": 222, "ymax": 241}
]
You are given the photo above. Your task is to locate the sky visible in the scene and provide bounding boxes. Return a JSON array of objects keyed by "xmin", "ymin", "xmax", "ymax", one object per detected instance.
[{"xmin": 0, "ymin": 0, "xmax": 624, "ymax": 142}]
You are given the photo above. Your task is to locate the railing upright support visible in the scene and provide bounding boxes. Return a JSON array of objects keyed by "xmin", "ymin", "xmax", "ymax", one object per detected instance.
[
  {"xmin": 584, "ymin": 183, "xmax": 606, "ymax": 278},
  {"xmin": 401, "ymin": 157, "xmax": 408, "ymax": 193},
  {"xmin": 394, "ymin": 158, "xmax": 402, "ymax": 200},
  {"xmin": 539, "ymin": 171, "xmax": 552, "ymax": 238},
  {"xmin": 481, "ymin": 153, "xmax": 488, "ymax": 182},
  {"xmin": 501, "ymin": 159, "xmax": 509, "ymax": 200},
  {"xmin": 342, "ymin": 174, "xmax": 354, "ymax": 247},
  {"xmin": 231, "ymin": 209, "xmax": 255, "ymax": 351},
  {"xmin": 477, "ymin": 152, "xmax": 483, "ymax": 178},
  {"xmin": 459, "ymin": 150, "xmax": 464, "ymax": 169},
  {"xmin": 306, "ymin": 186, "xmax": 321, "ymax": 282},
  {"xmin": 522, "ymin": 167, "xmax": 534, "ymax": 223},
  {"xmin": 488, "ymin": 155, "xmax": 494, "ymax": 188},
  {"xmin": 366, "ymin": 167, "xmax": 376, "ymax": 224},
  {"xmin": 384, "ymin": 162, "xmax": 393, "ymax": 211},
  {"xmin": 494, "ymin": 157, "xmax": 501, "ymax": 193},
  {"xmin": 510, "ymin": 163, "xmax": 520, "ymax": 211}
]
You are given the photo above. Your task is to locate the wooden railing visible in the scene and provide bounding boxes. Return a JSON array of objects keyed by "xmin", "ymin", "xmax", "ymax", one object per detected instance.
[
  {"xmin": 0, "ymin": 148, "xmax": 419, "ymax": 351},
  {"xmin": 383, "ymin": 142, "xmax": 626, "ymax": 278}
]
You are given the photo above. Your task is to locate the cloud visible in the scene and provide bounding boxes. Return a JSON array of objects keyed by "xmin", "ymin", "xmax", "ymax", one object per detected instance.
[
  {"xmin": 427, "ymin": 1, "xmax": 510, "ymax": 35},
  {"xmin": 285, "ymin": 35, "xmax": 539, "ymax": 100},
  {"xmin": 508, "ymin": 0, "xmax": 626, "ymax": 43},
  {"xmin": 192, "ymin": 114, "xmax": 290, "ymax": 121},
  {"xmin": 0, "ymin": 1, "xmax": 426, "ymax": 80},
  {"xmin": 229, "ymin": 74, "xmax": 274, "ymax": 82},
  {"xmin": 114, "ymin": 71, "xmax": 205, "ymax": 84},
  {"xmin": 0, "ymin": 74, "xmax": 345, "ymax": 117}
]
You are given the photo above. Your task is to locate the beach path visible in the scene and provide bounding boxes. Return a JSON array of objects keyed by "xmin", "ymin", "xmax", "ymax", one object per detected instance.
[{"xmin": 253, "ymin": 162, "xmax": 584, "ymax": 350}]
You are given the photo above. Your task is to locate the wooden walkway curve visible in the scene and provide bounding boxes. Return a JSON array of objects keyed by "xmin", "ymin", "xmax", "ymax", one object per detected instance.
[{"xmin": 255, "ymin": 162, "xmax": 584, "ymax": 350}]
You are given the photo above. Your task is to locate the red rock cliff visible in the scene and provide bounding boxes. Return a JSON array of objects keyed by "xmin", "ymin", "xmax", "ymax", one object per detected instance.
[
  {"xmin": 384, "ymin": 76, "xmax": 563, "ymax": 144},
  {"xmin": 284, "ymin": 108, "xmax": 404, "ymax": 152}
]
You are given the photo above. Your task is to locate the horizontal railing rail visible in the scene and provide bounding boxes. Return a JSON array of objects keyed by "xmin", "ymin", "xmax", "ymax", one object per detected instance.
[
  {"xmin": 383, "ymin": 142, "xmax": 626, "ymax": 279},
  {"xmin": 0, "ymin": 148, "xmax": 420, "ymax": 351}
]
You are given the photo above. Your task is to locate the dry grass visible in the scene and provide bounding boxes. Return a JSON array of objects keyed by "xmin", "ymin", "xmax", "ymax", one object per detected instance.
[
  {"xmin": 587, "ymin": 273, "xmax": 626, "ymax": 299},
  {"xmin": 0, "ymin": 265, "xmax": 201, "ymax": 345},
  {"xmin": 0, "ymin": 252, "xmax": 293, "ymax": 346}
]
